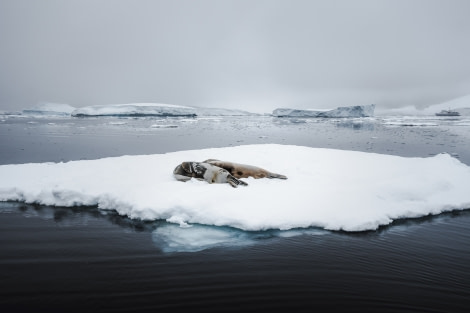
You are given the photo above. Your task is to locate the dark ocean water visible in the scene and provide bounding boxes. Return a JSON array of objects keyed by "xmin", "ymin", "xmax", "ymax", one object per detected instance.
[{"xmin": 1, "ymin": 115, "xmax": 470, "ymax": 312}]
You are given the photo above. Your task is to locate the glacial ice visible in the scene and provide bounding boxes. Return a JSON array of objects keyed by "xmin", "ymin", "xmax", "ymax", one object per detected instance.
[
  {"xmin": 272, "ymin": 104, "xmax": 375, "ymax": 118},
  {"xmin": 376, "ymin": 94, "xmax": 470, "ymax": 116},
  {"xmin": 22, "ymin": 102, "xmax": 76, "ymax": 116},
  {"xmin": 71, "ymin": 103, "xmax": 197, "ymax": 117},
  {"xmin": 194, "ymin": 107, "xmax": 260, "ymax": 116}
]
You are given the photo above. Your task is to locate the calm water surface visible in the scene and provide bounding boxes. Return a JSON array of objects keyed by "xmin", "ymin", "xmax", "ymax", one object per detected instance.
[{"xmin": 1, "ymin": 115, "xmax": 469, "ymax": 312}]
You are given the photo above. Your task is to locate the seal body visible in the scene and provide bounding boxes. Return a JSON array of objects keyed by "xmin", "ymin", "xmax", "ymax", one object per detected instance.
[
  {"xmin": 173, "ymin": 162, "xmax": 248, "ymax": 188},
  {"xmin": 203, "ymin": 159, "xmax": 287, "ymax": 180}
]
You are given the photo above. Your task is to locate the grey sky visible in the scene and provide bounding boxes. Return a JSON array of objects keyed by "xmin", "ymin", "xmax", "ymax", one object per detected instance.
[{"xmin": 1, "ymin": 0, "xmax": 469, "ymax": 113}]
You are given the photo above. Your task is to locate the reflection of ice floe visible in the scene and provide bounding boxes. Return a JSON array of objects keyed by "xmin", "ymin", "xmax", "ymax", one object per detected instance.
[
  {"xmin": 72, "ymin": 103, "xmax": 197, "ymax": 117},
  {"xmin": 0, "ymin": 202, "xmax": 159, "ymax": 231},
  {"xmin": 273, "ymin": 104, "xmax": 375, "ymax": 118},
  {"xmin": 150, "ymin": 124, "xmax": 178, "ymax": 128},
  {"xmin": 273, "ymin": 117, "xmax": 309, "ymax": 125},
  {"xmin": 196, "ymin": 116, "xmax": 224, "ymax": 122},
  {"xmin": 380, "ymin": 116, "xmax": 470, "ymax": 127},
  {"xmin": 383, "ymin": 120, "xmax": 439, "ymax": 127},
  {"xmin": 334, "ymin": 119, "xmax": 376, "ymax": 130},
  {"xmin": 455, "ymin": 120, "xmax": 470, "ymax": 127}
]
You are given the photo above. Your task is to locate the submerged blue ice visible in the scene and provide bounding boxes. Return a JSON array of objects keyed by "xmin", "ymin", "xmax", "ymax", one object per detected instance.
[{"xmin": 151, "ymin": 223, "xmax": 328, "ymax": 253}]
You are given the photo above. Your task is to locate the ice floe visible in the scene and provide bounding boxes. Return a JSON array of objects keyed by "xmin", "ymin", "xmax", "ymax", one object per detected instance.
[{"xmin": 1, "ymin": 144, "xmax": 469, "ymax": 232}]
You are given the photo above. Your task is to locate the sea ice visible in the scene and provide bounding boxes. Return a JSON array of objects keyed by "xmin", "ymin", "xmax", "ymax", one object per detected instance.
[{"xmin": 0, "ymin": 144, "xmax": 469, "ymax": 232}]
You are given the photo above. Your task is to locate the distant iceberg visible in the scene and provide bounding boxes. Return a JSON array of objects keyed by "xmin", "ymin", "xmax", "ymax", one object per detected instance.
[
  {"xmin": 434, "ymin": 94, "xmax": 470, "ymax": 116},
  {"xmin": 273, "ymin": 104, "xmax": 375, "ymax": 118},
  {"xmin": 377, "ymin": 94, "xmax": 470, "ymax": 116},
  {"xmin": 71, "ymin": 103, "xmax": 197, "ymax": 117},
  {"xmin": 194, "ymin": 107, "xmax": 260, "ymax": 116},
  {"xmin": 22, "ymin": 102, "xmax": 76, "ymax": 116}
]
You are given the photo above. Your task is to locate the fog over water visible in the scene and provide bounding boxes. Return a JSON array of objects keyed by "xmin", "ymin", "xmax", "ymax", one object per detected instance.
[{"xmin": 1, "ymin": 0, "xmax": 470, "ymax": 113}]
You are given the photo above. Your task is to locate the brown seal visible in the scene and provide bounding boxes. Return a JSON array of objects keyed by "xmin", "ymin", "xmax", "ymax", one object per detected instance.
[{"xmin": 203, "ymin": 159, "xmax": 287, "ymax": 180}]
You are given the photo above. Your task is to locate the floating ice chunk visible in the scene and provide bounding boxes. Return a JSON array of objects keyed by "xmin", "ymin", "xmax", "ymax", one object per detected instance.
[
  {"xmin": 152, "ymin": 224, "xmax": 254, "ymax": 252},
  {"xmin": 1, "ymin": 144, "xmax": 469, "ymax": 232},
  {"xmin": 151, "ymin": 224, "xmax": 329, "ymax": 253}
]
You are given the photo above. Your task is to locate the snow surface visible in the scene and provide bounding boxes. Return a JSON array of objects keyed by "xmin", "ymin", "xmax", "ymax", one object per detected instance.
[
  {"xmin": 71, "ymin": 103, "xmax": 197, "ymax": 117},
  {"xmin": 273, "ymin": 104, "xmax": 375, "ymax": 118},
  {"xmin": 1, "ymin": 144, "xmax": 469, "ymax": 232}
]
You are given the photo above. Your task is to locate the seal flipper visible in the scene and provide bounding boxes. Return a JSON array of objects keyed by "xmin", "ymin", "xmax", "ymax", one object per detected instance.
[
  {"xmin": 267, "ymin": 172, "xmax": 288, "ymax": 180},
  {"xmin": 227, "ymin": 175, "xmax": 248, "ymax": 188}
]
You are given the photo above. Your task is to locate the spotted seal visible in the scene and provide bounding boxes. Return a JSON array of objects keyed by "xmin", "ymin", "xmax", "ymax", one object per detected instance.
[
  {"xmin": 173, "ymin": 161, "xmax": 248, "ymax": 188},
  {"xmin": 203, "ymin": 159, "xmax": 287, "ymax": 180}
]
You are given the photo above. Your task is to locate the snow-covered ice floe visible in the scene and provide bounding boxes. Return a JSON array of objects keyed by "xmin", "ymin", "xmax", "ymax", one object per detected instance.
[
  {"xmin": 71, "ymin": 103, "xmax": 197, "ymax": 117},
  {"xmin": 1, "ymin": 144, "xmax": 469, "ymax": 232},
  {"xmin": 272, "ymin": 104, "xmax": 375, "ymax": 118}
]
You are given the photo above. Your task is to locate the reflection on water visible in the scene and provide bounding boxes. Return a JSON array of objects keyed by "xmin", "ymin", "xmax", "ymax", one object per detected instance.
[
  {"xmin": 0, "ymin": 202, "xmax": 330, "ymax": 253},
  {"xmin": 334, "ymin": 119, "xmax": 376, "ymax": 130},
  {"xmin": 3, "ymin": 202, "xmax": 470, "ymax": 253},
  {"xmin": 0, "ymin": 202, "xmax": 158, "ymax": 232},
  {"xmin": 2, "ymin": 114, "xmax": 470, "ymax": 312}
]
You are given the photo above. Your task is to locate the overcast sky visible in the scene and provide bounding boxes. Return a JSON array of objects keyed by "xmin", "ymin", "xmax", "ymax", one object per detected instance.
[{"xmin": 1, "ymin": 0, "xmax": 469, "ymax": 113}]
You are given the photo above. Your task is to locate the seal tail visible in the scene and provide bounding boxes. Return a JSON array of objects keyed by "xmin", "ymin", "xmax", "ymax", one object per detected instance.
[
  {"xmin": 227, "ymin": 175, "xmax": 248, "ymax": 188},
  {"xmin": 267, "ymin": 172, "xmax": 288, "ymax": 180}
]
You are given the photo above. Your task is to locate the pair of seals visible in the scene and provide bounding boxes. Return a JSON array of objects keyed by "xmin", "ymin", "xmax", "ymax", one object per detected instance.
[
  {"xmin": 173, "ymin": 159, "xmax": 287, "ymax": 188},
  {"xmin": 173, "ymin": 161, "xmax": 248, "ymax": 188}
]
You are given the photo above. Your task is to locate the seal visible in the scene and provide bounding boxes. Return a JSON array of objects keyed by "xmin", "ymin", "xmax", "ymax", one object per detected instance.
[
  {"xmin": 203, "ymin": 159, "xmax": 287, "ymax": 180},
  {"xmin": 173, "ymin": 161, "xmax": 248, "ymax": 188}
]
